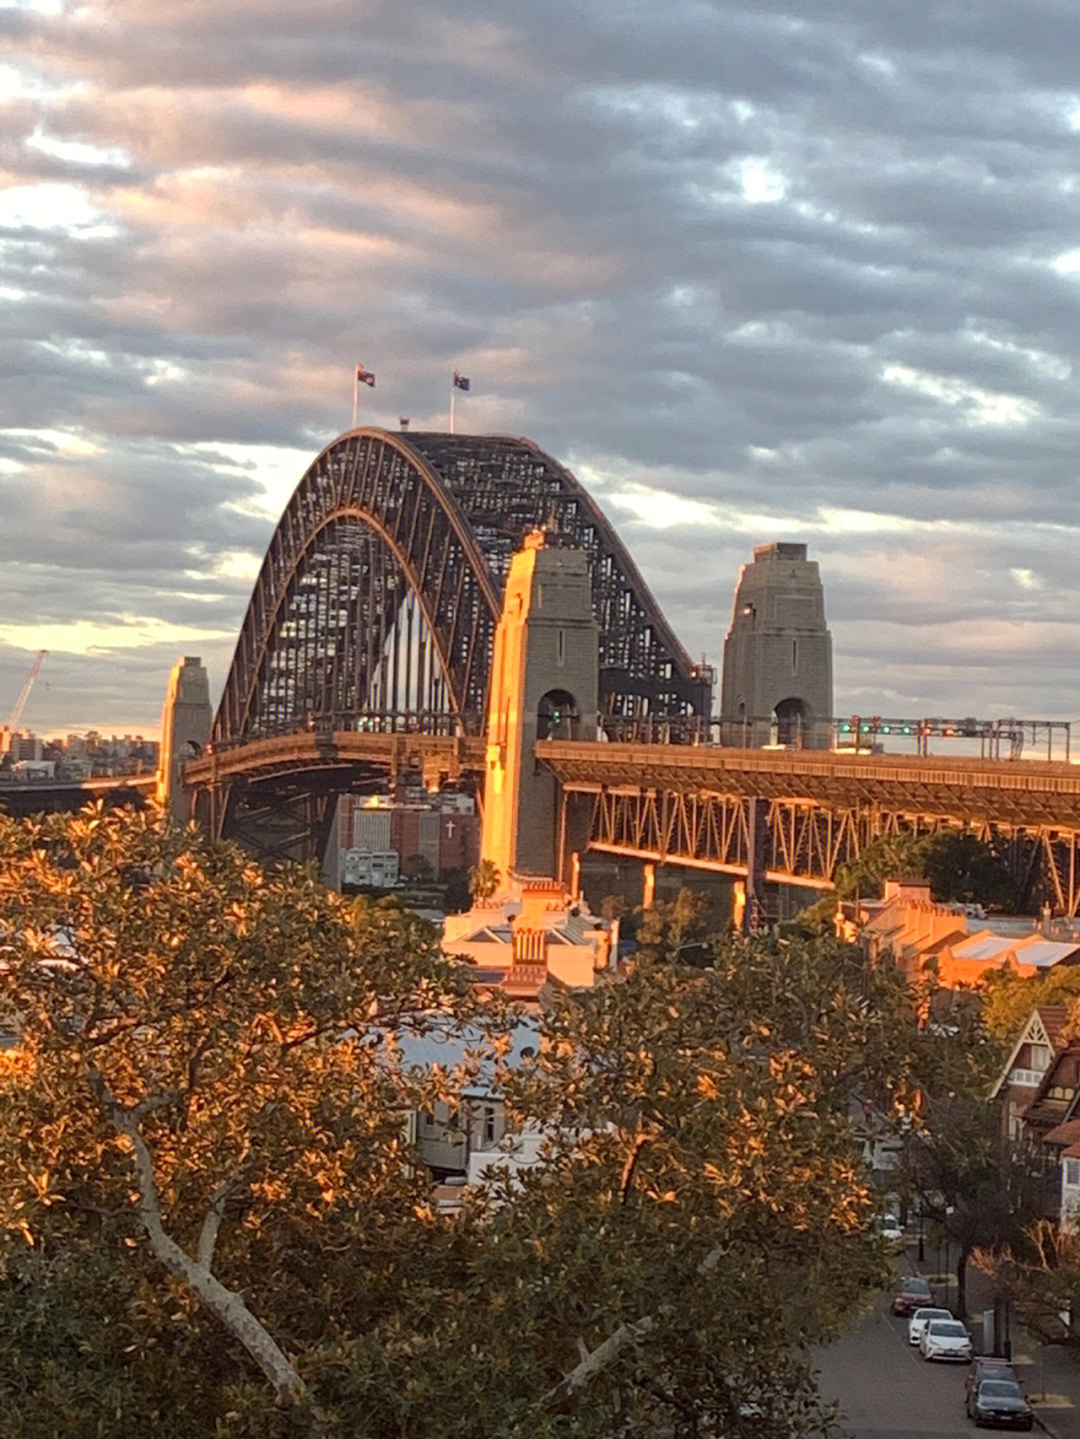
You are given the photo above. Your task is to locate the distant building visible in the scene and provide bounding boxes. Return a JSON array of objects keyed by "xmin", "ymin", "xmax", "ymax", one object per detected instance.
[
  {"xmin": 7, "ymin": 732, "xmax": 43, "ymax": 764},
  {"xmin": 991, "ymin": 1005, "xmax": 1071, "ymax": 1142},
  {"xmin": 442, "ymin": 878, "xmax": 617, "ymax": 1002},
  {"xmin": 327, "ymin": 790, "xmax": 480, "ymax": 889},
  {"xmin": 844, "ymin": 878, "xmax": 1080, "ymax": 986},
  {"xmin": 990, "ymin": 1005, "xmax": 1080, "ymax": 1228},
  {"xmin": 340, "ymin": 850, "xmax": 399, "ymax": 888},
  {"xmin": 396, "ymin": 1018, "xmax": 543, "ymax": 1184}
]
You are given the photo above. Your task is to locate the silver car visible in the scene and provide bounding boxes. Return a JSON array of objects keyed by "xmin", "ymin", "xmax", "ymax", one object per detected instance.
[
  {"xmin": 920, "ymin": 1318, "xmax": 973, "ymax": 1362},
  {"xmin": 908, "ymin": 1305, "xmax": 953, "ymax": 1346}
]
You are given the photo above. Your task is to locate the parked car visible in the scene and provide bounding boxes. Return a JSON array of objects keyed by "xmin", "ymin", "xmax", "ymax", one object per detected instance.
[
  {"xmin": 879, "ymin": 1215, "xmax": 905, "ymax": 1249},
  {"xmin": 908, "ymin": 1306, "xmax": 953, "ymax": 1346},
  {"xmin": 892, "ymin": 1274, "xmax": 933, "ymax": 1316},
  {"xmin": 965, "ymin": 1357, "xmax": 1019, "ymax": 1401},
  {"xmin": 967, "ymin": 1377, "xmax": 1034, "ymax": 1429},
  {"xmin": 920, "ymin": 1317, "xmax": 973, "ymax": 1362}
]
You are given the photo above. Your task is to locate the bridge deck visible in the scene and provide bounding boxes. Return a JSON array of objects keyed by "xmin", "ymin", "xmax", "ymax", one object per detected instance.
[
  {"xmin": 182, "ymin": 730, "xmax": 487, "ymax": 787},
  {"xmin": 535, "ymin": 741, "xmax": 1080, "ymax": 831}
]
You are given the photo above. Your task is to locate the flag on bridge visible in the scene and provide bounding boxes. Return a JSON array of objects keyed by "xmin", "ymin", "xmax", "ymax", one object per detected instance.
[
  {"xmin": 356, "ymin": 363, "xmax": 376, "ymax": 388},
  {"xmin": 452, "ymin": 370, "xmax": 470, "ymax": 391}
]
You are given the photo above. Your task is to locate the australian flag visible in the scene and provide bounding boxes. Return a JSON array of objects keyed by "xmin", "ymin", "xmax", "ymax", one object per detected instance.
[
  {"xmin": 356, "ymin": 363, "xmax": 375, "ymax": 388},
  {"xmin": 453, "ymin": 370, "xmax": 471, "ymax": 392}
]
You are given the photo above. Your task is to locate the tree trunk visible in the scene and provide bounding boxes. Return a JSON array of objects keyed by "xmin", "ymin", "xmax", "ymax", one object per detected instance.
[
  {"xmin": 106, "ymin": 1090, "xmax": 309, "ymax": 1409},
  {"xmin": 957, "ymin": 1245, "xmax": 970, "ymax": 1319}
]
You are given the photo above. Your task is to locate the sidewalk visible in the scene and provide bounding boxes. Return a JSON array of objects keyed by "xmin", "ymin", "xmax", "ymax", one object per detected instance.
[{"xmin": 905, "ymin": 1243, "xmax": 1080, "ymax": 1439}]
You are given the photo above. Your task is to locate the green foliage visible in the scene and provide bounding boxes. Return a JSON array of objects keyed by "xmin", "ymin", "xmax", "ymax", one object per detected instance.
[
  {"xmin": 0, "ymin": 808, "xmax": 947, "ymax": 1435},
  {"xmin": 898, "ymin": 1067, "xmax": 1055, "ymax": 1316},
  {"xmin": 441, "ymin": 867, "xmax": 472, "ymax": 914},
  {"xmin": 833, "ymin": 830, "xmax": 1017, "ymax": 909},
  {"xmin": 630, "ymin": 886, "xmax": 715, "ymax": 966},
  {"xmin": 921, "ymin": 832, "xmax": 1017, "ymax": 910},
  {"xmin": 0, "ymin": 803, "xmax": 474, "ymax": 1430},
  {"xmin": 980, "ymin": 965, "xmax": 1080, "ymax": 1041},
  {"xmin": 467, "ymin": 858, "xmax": 500, "ymax": 904}
]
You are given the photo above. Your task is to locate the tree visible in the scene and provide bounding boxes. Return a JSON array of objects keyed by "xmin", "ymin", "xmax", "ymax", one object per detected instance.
[
  {"xmin": 0, "ymin": 804, "xmax": 473, "ymax": 1433},
  {"xmin": 833, "ymin": 830, "xmax": 1016, "ymax": 910},
  {"xmin": 980, "ymin": 968, "xmax": 1080, "ymax": 1043},
  {"xmin": 441, "ymin": 867, "xmax": 472, "ymax": 914},
  {"xmin": 976, "ymin": 1221, "xmax": 1080, "ymax": 1350},
  {"xmin": 467, "ymin": 857, "xmax": 500, "ymax": 904},
  {"xmin": 920, "ymin": 832, "xmax": 1015, "ymax": 911},
  {"xmin": 466, "ymin": 931, "xmax": 952, "ymax": 1436},
  {"xmin": 0, "ymin": 808, "xmax": 945, "ymax": 1436},
  {"xmin": 630, "ymin": 885, "xmax": 715, "ymax": 966},
  {"xmin": 898, "ymin": 1090, "xmax": 1055, "ymax": 1317}
]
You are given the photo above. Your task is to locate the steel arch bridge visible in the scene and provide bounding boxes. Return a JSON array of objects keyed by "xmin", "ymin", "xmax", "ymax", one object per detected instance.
[{"xmin": 214, "ymin": 429, "xmax": 709, "ymax": 748}]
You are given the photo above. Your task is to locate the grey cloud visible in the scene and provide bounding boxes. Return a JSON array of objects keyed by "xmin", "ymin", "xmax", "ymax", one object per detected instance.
[{"xmin": 5, "ymin": 0, "xmax": 1080, "ymax": 730}]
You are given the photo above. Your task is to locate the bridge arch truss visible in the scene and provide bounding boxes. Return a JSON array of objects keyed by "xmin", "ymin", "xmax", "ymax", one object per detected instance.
[{"xmin": 214, "ymin": 430, "xmax": 709, "ymax": 746}]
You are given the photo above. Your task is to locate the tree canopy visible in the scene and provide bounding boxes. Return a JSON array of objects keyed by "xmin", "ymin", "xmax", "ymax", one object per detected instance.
[
  {"xmin": 0, "ymin": 805, "xmax": 954, "ymax": 1437},
  {"xmin": 979, "ymin": 965, "xmax": 1080, "ymax": 1042},
  {"xmin": 833, "ymin": 830, "xmax": 1017, "ymax": 910}
]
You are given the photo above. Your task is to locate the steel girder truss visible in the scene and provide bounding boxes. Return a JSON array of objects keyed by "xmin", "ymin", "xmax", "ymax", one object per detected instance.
[
  {"xmin": 536, "ymin": 741, "xmax": 1080, "ymax": 913},
  {"xmin": 214, "ymin": 429, "xmax": 709, "ymax": 746},
  {"xmin": 584, "ymin": 788, "xmax": 1080, "ymax": 912}
]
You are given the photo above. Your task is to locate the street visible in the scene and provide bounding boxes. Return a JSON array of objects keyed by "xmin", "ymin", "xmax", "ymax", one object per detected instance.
[{"xmin": 815, "ymin": 1301, "xmax": 977, "ymax": 1439}]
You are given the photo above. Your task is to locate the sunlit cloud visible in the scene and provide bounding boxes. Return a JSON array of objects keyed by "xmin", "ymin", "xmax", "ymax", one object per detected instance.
[
  {"xmin": 727, "ymin": 155, "xmax": 789, "ymax": 204},
  {"xmin": 26, "ymin": 128, "xmax": 132, "ymax": 168},
  {"xmin": 879, "ymin": 364, "xmax": 1039, "ymax": 427},
  {"xmin": 0, "ymin": 617, "xmax": 235, "ymax": 657},
  {"xmin": 0, "ymin": 182, "xmax": 114, "ymax": 232},
  {"xmin": 5, "ymin": 0, "xmax": 1080, "ymax": 731}
]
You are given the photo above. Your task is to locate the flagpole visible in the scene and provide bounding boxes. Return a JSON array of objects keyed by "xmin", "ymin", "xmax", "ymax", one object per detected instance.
[
  {"xmin": 450, "ymin": 383, "xmax": 456, "ymax": 435},
  {"xmin": 352, "ymin": 369, "xmax": 358, "ymax": 430}
]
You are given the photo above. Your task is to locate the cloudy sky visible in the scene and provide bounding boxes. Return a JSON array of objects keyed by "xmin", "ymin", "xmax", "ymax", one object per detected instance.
[{"xmin": 4, "ymin": 0, "xmax": 1080, "ymax": 738}]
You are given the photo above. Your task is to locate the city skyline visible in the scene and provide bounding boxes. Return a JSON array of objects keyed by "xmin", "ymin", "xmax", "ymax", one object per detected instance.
[{"xmin": 5, "ymin": 1, "xmax": 1080, "ymax": 734}]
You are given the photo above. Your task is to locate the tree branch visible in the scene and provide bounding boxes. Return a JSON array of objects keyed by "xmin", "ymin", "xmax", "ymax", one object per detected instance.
[
  {"xmin": 90, "ymin": 1069, "xmax": 307, "ymax": 1409},
  {"xmin": 620, "ymin": 1130, "xmax": 653, "ymax": 1207},
  {"xmin": 543, "ymin": 1234, "xmax": 728, "ymax": 1412},
  {"xmin": 197, "ymin": 1177, "xmax": 234, "ymax": 1271}
]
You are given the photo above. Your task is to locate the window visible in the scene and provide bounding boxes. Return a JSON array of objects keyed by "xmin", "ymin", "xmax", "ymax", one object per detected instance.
[
  {"xmin": 483, "ymin": 1105, "xmax": 497, "ymax": 1145},
  {"xmin": 792, "ymin": 638, "xmax": 798, "ymax": 673},
  {"xmin": 1066, "ymin": 1159, "xmax": 1080, "ymax": 1188}
]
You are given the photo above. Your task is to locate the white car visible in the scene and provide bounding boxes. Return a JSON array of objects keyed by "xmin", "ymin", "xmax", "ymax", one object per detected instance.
[
  {"xmin": 920, "ymin": 1317, "xmax": 972, "ymax": 1362},
  {"xmin": 879, "ymin": 1215, "xmax": 905, "ymax": 1248},
  {"xmin": 907, "ymin": 1306, "xmax": 953, "ymax": 1346}
]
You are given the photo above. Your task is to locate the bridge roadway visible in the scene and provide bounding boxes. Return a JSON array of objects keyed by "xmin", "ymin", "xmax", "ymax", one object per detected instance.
[
  {"xmin": 0, "ymin": 771, "xmax": 156, "ymax": 819},
  {"xmin": 536, "ymin": 740, "xmax": 1080, "ymax": 826},
  {"xmin": 179, "ymin": 728, "xmax": 1080, "ymax": 831},
  {"xmin": 181, "ymin": 731, "xmax": 1080, "ymax": 905},
  {"xmin": 8, "ymin": 733, "xmax": 1080, "ymax": 907},
  {"xmin": 535, "ymin": 739, "xmax": 1080, "ymax": 905},
  {"xmin": 180, "ymin": 728, "xmax": 486, "ymax": 790}
]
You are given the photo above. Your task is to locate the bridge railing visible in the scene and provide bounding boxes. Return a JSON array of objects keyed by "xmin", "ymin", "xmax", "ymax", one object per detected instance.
[
  {"xmin": 596, "ymin": 713, "xmax": 1073, "ymax": 762},
  {"xmin": 207, "ymin": 711, "xmax": 485, "ymax": 754}
]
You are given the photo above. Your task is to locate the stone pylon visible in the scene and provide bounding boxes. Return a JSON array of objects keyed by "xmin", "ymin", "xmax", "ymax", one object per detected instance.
[
  {"xmin": 157, "ymin": 657, "xmax": 212, "ymax": 822},
  {"xmin": 721, "ymin": 543, "xmax": 833, "ymax": 749},
  {"xmin": 480, "ymin": 531, "xmax": 598, "ymax": 891}
]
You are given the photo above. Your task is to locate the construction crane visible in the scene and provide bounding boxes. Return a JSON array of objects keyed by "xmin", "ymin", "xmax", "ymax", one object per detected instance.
[{"xmin": 7, "ymin": 649, "xmax": 47, "ymax": 732}]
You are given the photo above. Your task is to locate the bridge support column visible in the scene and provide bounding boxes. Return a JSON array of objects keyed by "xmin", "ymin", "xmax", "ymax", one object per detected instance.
[
  {"xmin": 744, "ymin": 797, "xmax": 768, "ymax": 933},
  {"xmin": 721, "ymin": 543, "xmax": 833, "ymax": 749},
  {"xmin": 642, "ymin": 862, "xmax": 656, "ymax": 911},
  {"xmin": 157, "ymin": 657, "xmax": 212, "ymax": 823},
  {"xmin": 481, "ymin": 531, "xmax": 599, "ymax": 891}
]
